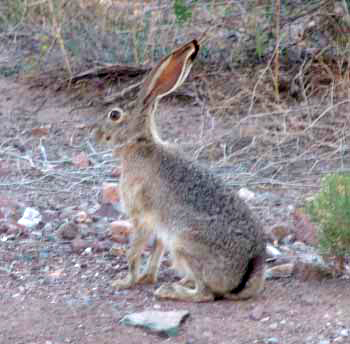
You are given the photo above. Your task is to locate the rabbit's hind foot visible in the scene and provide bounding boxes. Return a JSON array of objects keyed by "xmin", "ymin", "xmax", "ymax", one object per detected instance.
[{"xmin": 154, "ymin": 282, "xmax": 214, "ymax": 302}]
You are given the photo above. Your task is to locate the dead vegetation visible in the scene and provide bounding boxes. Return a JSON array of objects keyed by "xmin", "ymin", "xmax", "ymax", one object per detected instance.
[{"xmin": 1, "ymin": 0, "xmax": 350, "ymax": 203}]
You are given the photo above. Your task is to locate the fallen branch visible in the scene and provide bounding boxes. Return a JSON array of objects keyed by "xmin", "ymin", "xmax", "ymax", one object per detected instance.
[{"xmin": 69, "ymin": 63, "xmax": 150, "ymax": 83}]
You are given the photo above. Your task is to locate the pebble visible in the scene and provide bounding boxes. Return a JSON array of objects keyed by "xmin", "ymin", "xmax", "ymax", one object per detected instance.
[
  {"xmin": 319, "ymin": 340, "xmax": 330, "ymax": 344},
  {"xmin": 18, "ymin": 207, "xmax": 41, "ymax": 228},
  {"xmin": 250, "ymin": 304, "xmax": 265, "ymax": 321},
  {"xmin": 269, "ymin": 323, "xmax": 278, "ymax": 330},
  {"xmin": 340, "ymin": 329, "xmax": 349, "ymax": 337},
  {"xmin": 109, "ymin": 220, "xmax": 132, "ymax": 244},
  {"xmin": 58, "ymin": 222, "xmax": 79, "ymax": 240},
  {"xmin": 72, "ymin": 151, "xmax": 90, "ymax": 169},
  {"xmin": 266, "ymin": 243, "xmax": 282, "ymax": 257},
  {"xmin": 238, "ymin": 187, "xmax": 255, "ymax": 201},
  {"xmin": 74, "ymin": 211, "xmax": 91, "ymax": 224},
  {"xmin": 102, "ymin": 182, "xmax": 120, "ymax": 204}
]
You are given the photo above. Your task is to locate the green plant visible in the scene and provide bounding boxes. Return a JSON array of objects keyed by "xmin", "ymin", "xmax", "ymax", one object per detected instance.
[
  {"xmin": 174, "ymin": 0, "xmax": 196, "ymax": 24},
  {"xmin": 306, "ymin": 173, "xmax": 350, "ymax": 271}
]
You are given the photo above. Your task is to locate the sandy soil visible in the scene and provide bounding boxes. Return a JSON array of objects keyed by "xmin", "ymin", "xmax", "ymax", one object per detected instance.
[{"xmin": 1, "ymin": 73, "xmax": 350, "ymax": 344}]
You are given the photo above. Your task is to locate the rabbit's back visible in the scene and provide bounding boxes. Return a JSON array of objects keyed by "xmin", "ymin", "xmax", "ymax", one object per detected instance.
[{"xmin": 122, "ymin": 143, "xmax": 265, "ymax": 258}]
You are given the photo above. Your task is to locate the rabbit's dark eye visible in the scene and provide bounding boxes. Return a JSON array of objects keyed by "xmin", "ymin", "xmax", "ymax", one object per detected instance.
[{"xmin": 109, "ymin": 109, "xmax": 122, "ymax": 121}]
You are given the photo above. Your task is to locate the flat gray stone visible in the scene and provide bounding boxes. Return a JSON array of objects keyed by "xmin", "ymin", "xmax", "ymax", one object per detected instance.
[{"xmin": 120, "ymin": 310, "xmax": 190, "ymax": 337}]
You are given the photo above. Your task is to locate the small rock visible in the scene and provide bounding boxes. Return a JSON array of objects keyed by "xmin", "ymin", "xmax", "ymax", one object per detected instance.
[
  {"xmin": 268, "ymin": 224, "xmax": 290, "ymax": 243},
  {"xmin": 71, "ymin": 237, "xmax": 90, "ymax": 254},
  {"xmin": 266, "ymin": 243, "xmax": 282, "ymax": 257},
  {"xmin": 250, "ymin": 304, "xmax": 265, "ymax": 321},
  {"xmin": 83, "ymin": 247, "xmax": 93, "ymax": 255},
  {"xmin": 72, "ymin": 152, "xmax": 90, "ymax": 169},
  {"xmin": 58, "ymin": 222, "xmax": 79, "ymax": 240},
  {"xmin": 18, "ymin": 207, "xmax": 41, "ymax": 229},
  {"xmin": 74, "ymin": 211, "xmax": 90, "ymax": 224},
  {"xmin": 265, "ymin": 263, "xmax": 294, "ymax": 279},
  {"xmin": 238, "ymin": 187, "xmax": 255, "ymax": 201},
  {"xmin": 109, "ymin": 220, "xmax": 132, "ymax": 244},
  {"xmin": 340, "ymin": 329, "xmax": 349, "ymax": 337},
  {"xmin": 120, "ymin": 310, "xmax": 190, "ymax": 337},
  {"xmin": 31, "ymin": 127, "xmax": 49, "ymax": 137},
  {"xmin": 269, "ymin": 323, "xmax": 278, "ymax": 330},
  {"xmin": 102, "ymin": 183, "xmax": 120, "ymax": 204}
]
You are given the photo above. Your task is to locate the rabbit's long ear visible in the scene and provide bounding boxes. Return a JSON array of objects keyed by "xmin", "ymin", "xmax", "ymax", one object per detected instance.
[{"xmin": 142, "ymin": 39, "xmax": 199, "ymax": 107}]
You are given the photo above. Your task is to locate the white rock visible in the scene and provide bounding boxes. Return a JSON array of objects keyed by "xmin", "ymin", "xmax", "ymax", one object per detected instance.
[
  {"xmin": 266, "ymin": 243, "xmax": 282, "ymax": 257},
  {"xmin": 120, "ymin": 310, "xmax": 190, "ymax": 337},
  {"xmin": 18, "ymin": 207, "xmax": 41, "ymax": 228},
  {"xmin": 340, "ymin": 329, "xmax": 349, "ymax": 337},
  {"xmin": 238, "ymin": 187, "xmax": 255, "ymax": 201}
]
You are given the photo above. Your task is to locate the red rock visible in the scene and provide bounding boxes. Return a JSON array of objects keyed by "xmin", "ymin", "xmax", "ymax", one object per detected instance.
[
  {"xmin": 31, "ymin": 127, "xmax": 49, "ymax": 137},
  {"xmin": 109, "ymin": 220, "xmax": 132, "ymax": 244},
  {"xmin": 102, "ymin": 183, "xmax": 120, "ymax": 204},
  {"xmin": 72, "ymin": 152, "xmax": 90, "ymax": 169}
]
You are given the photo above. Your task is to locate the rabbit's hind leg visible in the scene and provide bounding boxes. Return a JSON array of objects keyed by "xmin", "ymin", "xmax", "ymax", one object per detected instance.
[
  {"xmin": 224, "ymin": 255, "xmax": 266, "ymax": 300},
  {"xmin": 154, "ymin": 249, "xmax": 214, "ymax": 302}
]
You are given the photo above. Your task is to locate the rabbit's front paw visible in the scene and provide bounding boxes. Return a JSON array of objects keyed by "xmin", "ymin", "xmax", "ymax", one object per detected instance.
[{"xmin": 111, "ymin": 274, "xmax": 135, "ymax": 290}]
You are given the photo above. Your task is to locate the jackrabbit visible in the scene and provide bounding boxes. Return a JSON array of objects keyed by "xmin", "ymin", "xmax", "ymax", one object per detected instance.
[{"xmin": 95, "ymin": 39, "xmax": 266, "ymax": 302}]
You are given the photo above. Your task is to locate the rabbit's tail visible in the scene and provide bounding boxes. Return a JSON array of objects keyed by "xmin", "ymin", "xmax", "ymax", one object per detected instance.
[{"xmin": 225, "ymin": 254, "xmax": 266, "ymax": 300}]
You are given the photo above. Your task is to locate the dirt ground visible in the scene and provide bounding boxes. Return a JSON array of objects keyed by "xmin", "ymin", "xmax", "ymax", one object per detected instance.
[{"xmin": 1, "ymin": 69, "xmax": 350, "ymax": 344}]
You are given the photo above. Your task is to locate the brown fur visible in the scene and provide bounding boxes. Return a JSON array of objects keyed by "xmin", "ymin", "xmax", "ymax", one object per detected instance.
[{"xmin": 95, "ymin": 40, "xmax": 266, "ymax": 302}]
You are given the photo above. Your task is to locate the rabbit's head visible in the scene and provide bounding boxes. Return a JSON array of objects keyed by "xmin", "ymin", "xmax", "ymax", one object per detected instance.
[{"xmin": 94, "ymin": 39, "xmax": 200, "ymax": 149}]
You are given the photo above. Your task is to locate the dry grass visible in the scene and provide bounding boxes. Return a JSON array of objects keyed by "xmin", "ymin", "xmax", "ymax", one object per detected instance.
[{"xmin": 1, "ymin": 0, "xmax": 350, "ymax": 197}]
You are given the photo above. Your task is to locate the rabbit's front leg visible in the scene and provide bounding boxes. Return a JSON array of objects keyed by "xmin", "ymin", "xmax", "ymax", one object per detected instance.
[
  {"xmin": 112, "ymin": 226, "xmax": 150, "ymax": 290},
  {"xmin": 136, "ymin": 238, "xmax": 164, "ymax": 284}
]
